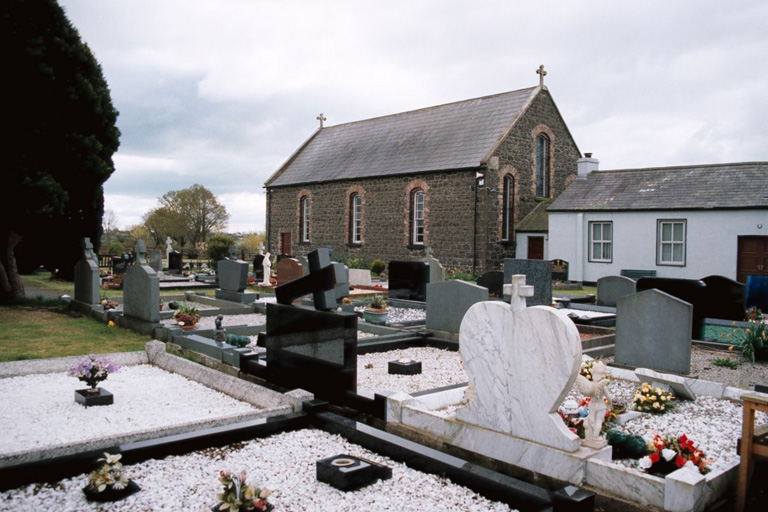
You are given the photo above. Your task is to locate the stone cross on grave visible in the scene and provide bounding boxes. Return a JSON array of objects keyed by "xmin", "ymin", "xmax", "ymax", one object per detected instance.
[
  {"xmin": 134, "ymin": 239, "xmax": 148, "ymax": 266},
  {"xmin": 81, "ymin": 237, "xmax": 96, "ymax": 262},
  {"xmin": 317, "ymin": 113, "xmax": 327, "ymax": 128},
  {"xmin": 536, "ymin": 64, "xmax": 547, "ymax": 87},
  {"xmin": 503, "ymin": 274, "xmax": 534, "ymax": 312},
  {"xmin": 275, "ymin": 247, "xmax": 339, "ymax": 310}
]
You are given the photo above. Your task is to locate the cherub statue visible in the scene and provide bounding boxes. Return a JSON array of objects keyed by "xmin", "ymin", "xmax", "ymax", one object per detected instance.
[{"xmin": 575, "ymin": 361, "xmax": 612, "ymax": 449}]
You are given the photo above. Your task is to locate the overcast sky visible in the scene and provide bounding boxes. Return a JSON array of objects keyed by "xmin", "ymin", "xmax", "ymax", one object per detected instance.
[{"xmin": 59, "ymin": 0, "xmax": 768, "ymax": 233}]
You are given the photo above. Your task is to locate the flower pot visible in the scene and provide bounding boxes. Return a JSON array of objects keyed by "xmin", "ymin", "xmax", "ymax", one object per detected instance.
[
  {"xmin": 75, "ymin": 387, "xmax": 113, "ymax": 407},
  {"xmin": 83, "ymin": 480, "xmax": 140, "ymax": 502},
  {"xmin": 179, "ymin": 324, "xmax": 198, "ymax": 331},
  {"xmin": 363, "ymin": 308, "xmax": 388, "ymax": 325}
]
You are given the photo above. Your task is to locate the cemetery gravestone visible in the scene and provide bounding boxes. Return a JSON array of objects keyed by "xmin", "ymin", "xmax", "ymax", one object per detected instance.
[
  {"xmin": 388, "ymin": 261, "xmax": 430, "ymax": 301},
  {"xmin": 73, "ymin": 237, "xmax": 100, "ymax": 306},
  {"xmin": 216, "ymin": 250, "xmax": 258, "ymax": 303},
  {"xmin": 276, "ymin": 248, "xmax": 339, "ymax": 311},
  {"xmin": 349, "ymin": 268, "xmax": 372, "ymax": 286},
  {"xmin": 457, "ymin": 278, "xmax": 582, "ymax": 452},
  {"xmin": 112, "ymin": 253, "xmax": 130, "ymax": 275},
  {"xmin": 701, "ymin": 275, "xmax": 745, "ymax": 321},
  {"xmin": 614, "ymin": 289, "xmax": 693, "ymax": 374},
  {"xmin": 746, "ymin": 275, "xmax": 768, "ymax": 313},
  {"xmin": 477, "ymin": 270, "xmax": 504, "ymax": 298},
  {"xmin": 425, "ymin": 248, "xmax": 445, "ymax": 283},
  {"xmin": 276, "ymin": 258, "xmax": 303, "ymax": 286},
  {"xmin": 333, "ymin": 263, "xmax": 350, "ymax": 301},
  {"xmin": 503, "ymin": 259, "xmax": 552, "ymax": 306},
  {"xmin": 296, "ymin": 255, "xmax": 310, "ymax": 276},
  {"xmin": 148, "ymin": 249, "xmax": 163, "ymax": 273},
  {"xmin": 426, "ymin": 280, "xmax": 488, "ymax": 335},
  {"xmin": 551, "ymin": 259, "xmax": 569, "ymax": 282},
  {"xmin": 253, "ymin": 254, "xmax": 265, "ymax": 281},
  {"xmin": 636, "ymin": 277, "xmax": 706, "ymax": 339},
  {"xmin": 165, "ymin": 236, "xmax": 173, "ymax": 262},
  {"xmin": 168, "ymin": 251, "xmax": 183, "ymax": 273},
  {"xmin": 596, "ymin": 275, "xmax": 636, "ymax": 307},
  {"xmin": 122, "ymin": 240, "xmax": 160, "ymax": 326}
]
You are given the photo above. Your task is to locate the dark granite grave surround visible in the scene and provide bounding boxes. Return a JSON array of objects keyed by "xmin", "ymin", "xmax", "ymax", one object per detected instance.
[
  {"xmin": 477, "ymin": 270, "xmax": 505, "ymax": 298},
  {"xmin": 316, "ymin": 454, "xmax": 392, "ymax": 491},
  {"xmin": 388, "ymin": 261, "xmax": 430, "ymax": 302},
  {"xmin": 503, "ymin": 259, "xmax": 552, "ymax": 306},
  {"xmin": 636, "ymin": 277, "xmax": 706, "ymax": 339},
  {"xmin": 701, "ymin": 275, "xmax": 745, "ymax": 321}
]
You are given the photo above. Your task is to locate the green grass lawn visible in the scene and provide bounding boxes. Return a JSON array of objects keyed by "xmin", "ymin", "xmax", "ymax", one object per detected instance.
[{"xmin": 0, "ymin": 301, "xmax": 149, "ymax": 362}]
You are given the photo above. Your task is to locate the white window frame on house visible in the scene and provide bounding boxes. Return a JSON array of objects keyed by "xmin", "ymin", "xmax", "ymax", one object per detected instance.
[
  {"xmin": 350, "ymin": 193, "xmax": 362, "ymax": 244},
  {"xmin": 657, "ymin": 219, "xmax": 686, "ymax": 266},
  {"xmin": 412, "ymin": 190, "xmax": 425, "ymax": 245},
  {"xmin": 501, "ymin": 175, "xmax": 514, "ymax": 241},
  {"xmin": 300, "ymin": 196, "xmax": 310, "ymax": 243},
  {"xmin": 588, "ymin": 221, "xmax": 612, "ymax": 263},
  {"xmin": 535, "ymin": 134, "xmax": 550, "ymax": 197}
]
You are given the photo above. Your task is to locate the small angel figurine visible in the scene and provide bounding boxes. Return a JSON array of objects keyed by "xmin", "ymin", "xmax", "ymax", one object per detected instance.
[{"xmin": 575, "ymin": 361, "xmax": 612, "ymax": 449}]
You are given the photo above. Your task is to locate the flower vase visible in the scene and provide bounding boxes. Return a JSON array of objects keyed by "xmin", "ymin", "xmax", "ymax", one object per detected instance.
[
  {"xmin": 363, "ymin": 308, "xmax": 388, "ymax": 325},
  {"xmin": 75, "ymin": 387, "xmax": 114, "ymax": 407}
]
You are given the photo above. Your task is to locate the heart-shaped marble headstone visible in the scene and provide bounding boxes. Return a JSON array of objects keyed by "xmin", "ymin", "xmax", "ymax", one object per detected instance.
[{"xmin": 456, "ymin": 301, "xmax": 582, "ymax": 452}]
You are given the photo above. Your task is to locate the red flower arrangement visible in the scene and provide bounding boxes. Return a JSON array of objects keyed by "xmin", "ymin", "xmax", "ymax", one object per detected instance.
[{"xmin": 639, "ymin": 434, "xmax": 711, "ymax": 476}]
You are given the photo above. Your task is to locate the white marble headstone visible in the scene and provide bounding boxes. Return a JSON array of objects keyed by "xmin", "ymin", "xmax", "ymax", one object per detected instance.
[{"xmin": 456, "ymin": 301, "xmax": 582, "ymax": 452}]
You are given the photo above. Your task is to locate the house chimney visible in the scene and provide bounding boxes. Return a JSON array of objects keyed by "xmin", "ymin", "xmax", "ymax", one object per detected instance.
[{"xmin": 577, "ymin": 153, "xmax": 599, "ymax": 179}]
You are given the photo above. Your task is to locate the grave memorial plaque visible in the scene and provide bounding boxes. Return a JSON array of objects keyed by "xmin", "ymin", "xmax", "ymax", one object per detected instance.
[
  {"xmin": 316, "ymin": 454, "xmax": 392, "ymax": 491},
  {"xmin": 551, "ymin": 259, "xmax": 569, "ymax": 282},
  {"xmin": 388, "ymin": 261, "xmax": 429, "ymax": 301},
  {"xmin": 388, "ymin": 359, "xmax": 422, "ymax": 375}
]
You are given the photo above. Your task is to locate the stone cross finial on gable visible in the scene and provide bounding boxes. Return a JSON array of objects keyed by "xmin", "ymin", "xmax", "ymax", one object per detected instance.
[
  {"xmin": 503, "ymin": 274, "xmax": 534, "ymax": 312},
  {"xmin": 536, "ymin": 64, "xmax": 547, "ymax": 87},
  {"xmin": 317, "ymin": 113, "xmax": 327, "ymax": 128}
]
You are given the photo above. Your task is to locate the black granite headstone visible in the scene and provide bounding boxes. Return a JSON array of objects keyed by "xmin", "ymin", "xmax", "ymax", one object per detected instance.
[
  {"xmin": 253, "ymin": 254, "xmax": 265, "ymax": 281},
  {"xmin": 701, "ymin": 275, "xmax": 745, "ymax": 321},
  {"xmin": 477, "ymin": 270, "xmax": 505, "ymax": 298},
  {"xmin": 275, "ymin": 248, "xmax": 338, "ymax": 310},
  {"xmin": 168, "ymin": 251, "xmax": 183, "ymax": 272},
  {"xmin": 551, "ymin": 259, "xmax": 569, "ymax": 282},
  {"xmin": 316, "ymin": 454, "xmax": 392, "ymax": 491},
  {"xmin": 388, "ymin": 261, "xmax": 430, "ymax": 301},
  {"xmin": 636, "ymin": 277, "xmax": 706, "ymax": 339},
  {"xmin": 746, "ymin": 275, "xmax": 768, "ymax": 313}
]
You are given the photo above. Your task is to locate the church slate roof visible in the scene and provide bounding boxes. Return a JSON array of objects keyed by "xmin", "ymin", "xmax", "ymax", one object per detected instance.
[
  {"xmin": 265, "ymin": 87, "xmax": 540, "ymax": 187},
  {"xmin": 548, "ymin": 162, "xmax": 768, "ymax": 212}
]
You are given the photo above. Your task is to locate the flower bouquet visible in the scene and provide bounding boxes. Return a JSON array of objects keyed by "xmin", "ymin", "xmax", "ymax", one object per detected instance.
[
  {"xmin": 639, "ymin": 434, "xmax": 711, "ymax": 476},
  {"xmin": 214, "ymin": 470, "xmax": 272, "ymax": 511},
  {"xmin": 173, "ymin": 304, "xmax": 201, "ymax": 329},
  {"xmin": 69, "ymin": 355, "xmax": 118, "ymax": 392},
  {"xmin": 83, "ymin": 452, "xmax": 140, "ymax": 502},
  {"xmin": 633, "ymin": 382, "xmax": 675, "ymax": 414}
]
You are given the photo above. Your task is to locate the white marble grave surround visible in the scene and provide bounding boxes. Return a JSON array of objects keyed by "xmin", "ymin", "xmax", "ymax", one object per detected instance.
[
  {"xmin": 456, "ymin": 301, "xmax": 582, "ymax": 452},
  {"xmin": 635, "ymin": 367, "xmax": 697, "ymax": 401}
]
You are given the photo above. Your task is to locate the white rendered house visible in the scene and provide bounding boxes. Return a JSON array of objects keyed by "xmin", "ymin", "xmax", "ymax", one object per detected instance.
[{"xmin": 547, "ymin": 159, "xmax": 768, "ymax": 284}]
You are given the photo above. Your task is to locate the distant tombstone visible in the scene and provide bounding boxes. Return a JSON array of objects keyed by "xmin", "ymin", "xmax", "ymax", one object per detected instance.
[
  {"xmin": 168, "ymin": 251, "xmax": 183, "ymax": 273},
  {"xmin": 122, "ymin": 240, "xmax": 160, "ymax": 324},
  {"xmin": 746, "ymin": 275, "xmax": 768, "ymax": 313},
  {"xmin": 596, "ymin": 275, "xmax": 637, "ymax": 307},
  {"xmin": 551, "ymin": 259, "xmax": 569, "ymax": 282},
  {"xmin": 74, "ymin": 237, "xmax": 100, "ymax": 305},
  {"xmin": 349, "ymin": 268, "xmax": 372, "ymax": 286},
  {"xmin": 476, "ymin": 271, "xmax": 504, "ymax": 298},
  {"xmin": 296, "ymin": 255, "xmax": 310, "ymax": 276},
  {"xmin": 253, "ymin": 254, "xmax": 265, "ymax": 281},
  {"xmin": 165, "ymin": 236, "xmax": 173, "ymax": 261},
  {"xmin": 424, "ymin": 248, "xmax": 445, "ymax": 283},
  {"xmin": 701, "ymin": 275, "xmax": 745, "ymax": 321},
  {"xmin": 216, "ymin": 251, "xmax": 257, "ymax": 303},
  {"xmin": 148, "ymin": 249, "xmax": 163, "ymax": 273},
  {"xmin": 426, "ymin": 280, "xmax": 488, "ymax": 335},
  {"xmin": 636, "ymin": 277, "xmax": 706, "ymax": 339},
  {"xmin": 112, "ymin": 254, "xmax": 129, "ymax": 275},
  {"xmin": 503, "ymin": 259, "xmax": 552, "ymax": 306},
  {"xmin": 276, "ymin": 258, "xmax": 303, "ymax": 286},
  {"xmin": 388, "ymin": 261, "xmax": 429, "ymax": 301},
  {"xmin": 333, "ymin": 263, "xmax": 350, "ymax": 301},
  {"xmin": 457, "ymin": 285, "xmax": 582, "ymax": 452},
  {"xmin": 615, "ymin": 289, "xmax": 692, "ymax": 374}
]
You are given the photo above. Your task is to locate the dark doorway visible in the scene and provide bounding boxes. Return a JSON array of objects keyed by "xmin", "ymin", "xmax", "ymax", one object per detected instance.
[
  {"xmin": 528, "ymin": 236, "xmax": 544, "ymax": 260},
  {"xmin": 280, "ymin": 232, "xmax": 292, "ymax": 257}
]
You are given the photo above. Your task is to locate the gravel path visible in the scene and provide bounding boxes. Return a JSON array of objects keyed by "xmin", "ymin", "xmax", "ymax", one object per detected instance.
[{"xmin": 0, "ymin": 429, "xmax": 515, "ymax": 511}]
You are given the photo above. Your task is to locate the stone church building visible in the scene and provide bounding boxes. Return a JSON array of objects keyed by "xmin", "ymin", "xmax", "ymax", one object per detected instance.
[{"xmin": 264, "ymin": 78, "xmax": 581, "ymax": 274}]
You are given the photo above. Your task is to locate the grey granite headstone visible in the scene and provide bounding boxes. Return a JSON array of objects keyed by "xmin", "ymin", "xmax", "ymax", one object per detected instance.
[
  {"xmin": 426, "ymin": 280, "xmax": 488, "ymax": 334},
  {"xmin": 503, "ymin": 259, "xmax": 552, "ymax": 306},
  {"xmin": 123, "ymin": 240, "xmax": 160, "ymax": 323},
  {"xmin": 74, "ymin": 237, "xmax": 100, "ymax": 305},
  {"xmin": 597, "ymin": 275, "xmax": 637, "ymax": 307},
  {"xmin": 148, "ymin": 249, "xmax": 163, "ymax": 273},
  {"xmin": 615, "ymin": 289, "xmax": 692, "ymax": 374},
  {"xmin": 296, "ymin": 255, "xmax": 310, "ymax": 276},
  {"xmin": 425, "ymin": 250, "xmax": 445, "ymax": 283},
  {"xmin": 349, "ymin": 268, "xmax": 372, "ymax": 286},
  {"xmin": 216, "ymin": 254, "xmax": 258, "ymax": 303},
  {"xmin": 333, "ymin": 263, "xmax": 349, "ymax": 301}
]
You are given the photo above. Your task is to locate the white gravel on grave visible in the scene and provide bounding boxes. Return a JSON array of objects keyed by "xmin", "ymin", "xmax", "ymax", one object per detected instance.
[
  {"xmin": 357, "ymin": 348, "xmax": 466, "ymax": 394},
  {"xmin": 161, "ymin": 313, "xmax": 267, "ymax": 329},
  {"xmin": 0, "ymin": 365, "xmax": 259, "ymax": 457},
  {"xmin": 0, "ymin": 429, "xmax": 516, "ymax": 512},
  {"xmin": 385, "ymin": 307, "xmax": 426, "ymax": 324}
]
